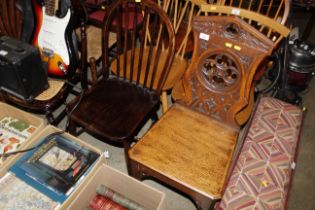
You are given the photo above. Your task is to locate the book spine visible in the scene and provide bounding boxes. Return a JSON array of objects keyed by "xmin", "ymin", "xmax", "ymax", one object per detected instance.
[
  {"xmin": 89, "ymin": 195, "xmax": 127, "ymax": 210},
  {"xmin": 96, "ymin": 185, "xmax": 148, "ymax": 210}
]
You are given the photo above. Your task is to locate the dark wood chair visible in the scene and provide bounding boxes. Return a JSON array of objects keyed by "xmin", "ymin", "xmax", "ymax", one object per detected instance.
[
  {"xmin": 128, "ymin": 15, "xmax": 280, "ymax": 210},
  {"xmin": 67, "ymin": 0, "xmax": 175, "ymax": 169},
  {"xmin": 0, "ymin": 0, "xmax": 87, "ymax": 125}
]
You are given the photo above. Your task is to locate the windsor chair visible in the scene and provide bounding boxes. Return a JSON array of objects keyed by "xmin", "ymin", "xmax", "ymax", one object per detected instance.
[{"xmin": 67, "ymin": 0, "xmax": 175, "ymax": 169}]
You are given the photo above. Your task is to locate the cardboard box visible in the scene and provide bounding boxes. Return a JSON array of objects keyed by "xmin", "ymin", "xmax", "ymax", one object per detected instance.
[
  {"xmin": 0, "ymin": 124, "xmax": 105, "ymax": 209},
  {"xmin": 0, "ymin": 115, "xmax": 166, "ymax": 210},
  {"xmin": 67, "ymin": 163, "xmax": 166, "ymax": 210},
  {"xmin": 0, "ymin": 102, "xmax": 45, "ymax": 174},
  {"xmin": 21, "ymin": 125, "xmax": 105, "ymax": 209}
]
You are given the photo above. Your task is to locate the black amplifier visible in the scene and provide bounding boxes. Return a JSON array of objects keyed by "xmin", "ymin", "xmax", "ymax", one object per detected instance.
[{"xmin": 0, "ymin": 36, "xmax": 48, "ymax": 101}]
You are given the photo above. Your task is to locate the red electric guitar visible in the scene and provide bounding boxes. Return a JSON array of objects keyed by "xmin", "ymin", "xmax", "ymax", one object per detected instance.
[{"xmin": 32, "ymin": 0, "xmax": 78, "ymax": 77}]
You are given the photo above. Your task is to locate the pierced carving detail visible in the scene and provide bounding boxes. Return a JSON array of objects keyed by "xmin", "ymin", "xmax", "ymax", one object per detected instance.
[{"xmin": 199, "ymin": 52, "xmax": 241, "ymax": 92}]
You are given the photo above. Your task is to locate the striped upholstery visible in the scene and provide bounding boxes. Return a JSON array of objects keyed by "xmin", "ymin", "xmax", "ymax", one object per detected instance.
[{"xmin": 218, "ymin": 97, "xmax": 303, "ymax": 210}]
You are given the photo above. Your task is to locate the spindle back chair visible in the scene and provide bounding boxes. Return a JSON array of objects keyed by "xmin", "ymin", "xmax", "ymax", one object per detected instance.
[{"xmin": 67, "ymin": 0, "xmax": 175, "ymax": 169}]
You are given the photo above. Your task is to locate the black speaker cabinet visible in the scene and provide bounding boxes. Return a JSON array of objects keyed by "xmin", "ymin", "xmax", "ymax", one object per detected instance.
[{"xmin": 0, "ymin": 36, "xmax": 48, "ymax": 101}]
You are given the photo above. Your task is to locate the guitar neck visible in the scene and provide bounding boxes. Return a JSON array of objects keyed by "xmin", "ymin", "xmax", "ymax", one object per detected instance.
[{"xmin": 45, "ymin": 0, "xmax": 59, "ymax": 16}]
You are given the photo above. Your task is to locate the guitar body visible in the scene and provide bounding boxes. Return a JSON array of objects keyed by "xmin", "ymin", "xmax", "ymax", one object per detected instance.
[{"xmin": 32, "ymin": 0, "xmax": 78, "ymax": 77}]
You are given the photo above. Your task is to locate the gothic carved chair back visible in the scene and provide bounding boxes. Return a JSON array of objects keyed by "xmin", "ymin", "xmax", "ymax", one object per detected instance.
[
  {"xmin": 179, "ymin": 15, "xmax": 276, "ymax": 127},
  {"xmin": 1, "ymin": 0, "xmax": 86, "ymax": 125},
  {"xmin": 173, "ymin": 1, "xmax": 290, "ymax": 125}
]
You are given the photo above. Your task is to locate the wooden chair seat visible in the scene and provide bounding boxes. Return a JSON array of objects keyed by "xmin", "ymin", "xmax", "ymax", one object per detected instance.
[
  {"xmin": 129, "ymin": 103, "xmax": 238, "ymax": 199},
  {"xmin": 68, "ymin": 78, "xmax": 159, "ymax": 140},
  {"xmin": 111, "ymin": 48, "xmax": 188, "ymax": 90}
]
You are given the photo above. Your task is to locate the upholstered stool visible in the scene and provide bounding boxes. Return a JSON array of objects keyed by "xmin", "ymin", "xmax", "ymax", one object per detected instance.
[{"xmin": 217, "ymin": 97, "xmax": 304, "ymax": 210}]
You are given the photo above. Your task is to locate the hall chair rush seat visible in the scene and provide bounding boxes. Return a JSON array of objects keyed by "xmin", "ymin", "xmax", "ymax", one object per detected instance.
[
  {"xmin": 128, "ymin": 15, "xmax": 282, "ymax": 209},
  {"xmin": 217, "ymin": 96, "xmax": 304, "ymax": 210}
]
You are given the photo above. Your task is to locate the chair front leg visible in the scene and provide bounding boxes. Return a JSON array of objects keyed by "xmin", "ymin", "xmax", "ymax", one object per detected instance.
[
  {"xmin": 67, "ymin": 118, "xmax": 78, "ymax": 136},
  {"xmin": 161, "ymin": 91, "xmax": 168, "ymax": 113},
  {"xmin": 123, "ymin": 140, "xmax": 133, "ymax": 175}
]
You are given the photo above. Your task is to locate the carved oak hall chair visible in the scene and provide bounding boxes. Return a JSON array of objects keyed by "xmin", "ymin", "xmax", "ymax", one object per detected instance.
[
  {"xmin": 0, "ymin": 0, "xmax": 87, "ymax": 125},
  {"xmin": 128, "ymin": 16, "xmax": 281, "ymax": 209},
  {"xmin": 67, "ymin": 0, "xmax": 175, "ymax": 168},
  {"xmin": 172, "ymin": 0, "xmax": 291, "ymax": 125}
]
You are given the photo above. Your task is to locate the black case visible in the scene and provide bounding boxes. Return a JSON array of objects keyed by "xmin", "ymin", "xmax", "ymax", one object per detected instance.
[{"xmin": 0, "ymin": 36, "xmax": 48, "ymax": 101}]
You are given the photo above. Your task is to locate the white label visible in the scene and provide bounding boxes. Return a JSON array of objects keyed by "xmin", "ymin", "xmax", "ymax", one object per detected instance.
[
  {"xmin": 199, "ymin": 33, "xmax": 209, "ymax": 41},
  {"xmin": 291, "ymin": 162, "xmax": 296, "ymax": 170},
  {"xmin": 0, "ymin": 50, "xmax": 8, "ymax": 56},
  {"xmin": 103, "ymin": 149, "xmax": 110, "ymax": 159},
  {"xmin": 232, "ymin": 8, "xmax": 241, "ymax": 15}
]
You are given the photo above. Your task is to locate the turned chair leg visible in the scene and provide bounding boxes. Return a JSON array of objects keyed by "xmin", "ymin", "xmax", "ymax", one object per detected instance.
[
  {"xmin": 161, "ymin": 91, "xmax": 168, "ymax": 113},
  {"xmin": 123, "ymin": 140, "xmax": 132, "ymax": 175},
  {"xmin": 128, "ymin": 160, "xmax": 145, "ymax": 181},
  {"xmin": 45, "ymin": 111, "xmax": 55, "ymax": 125},
  {"xmin": 67, "ymin": 118, "xmax": 77, "ymax": 136},
  {"xmin": 89, "ymin": 57, "xmax": 98, "ymax": 85}
]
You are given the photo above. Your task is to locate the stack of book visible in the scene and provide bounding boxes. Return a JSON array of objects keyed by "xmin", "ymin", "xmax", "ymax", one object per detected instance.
[
  {"xmin": 86, "ymin": 184, "xmax": 148, "ymax": 210},
  {"xmin": 0, "ymin": 116, "xmax": 37, "ymax": 165},
  {"xmin": 0, "ymin": 132, "xmax": 100, "ymax": 209}
]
